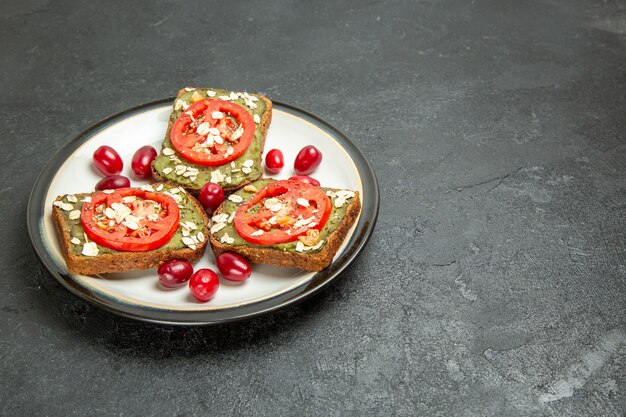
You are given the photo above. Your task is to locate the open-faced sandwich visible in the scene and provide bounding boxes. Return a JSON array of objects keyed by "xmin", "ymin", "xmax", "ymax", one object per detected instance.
[
  {"xmin": 152, "ymin": 87, "xmax": 272, "ymax": 194},
  {"xmin": 209, "ymin": 178, "xmax": 361, "ymax": 272},
  {"xmin": 52, "ymin": 183, "xmax": 209, "ymax": 275}
]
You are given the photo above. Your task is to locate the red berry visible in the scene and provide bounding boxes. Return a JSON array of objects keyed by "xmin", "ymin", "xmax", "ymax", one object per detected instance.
[
  {"xmin": 288, "ymin": 175, "xmax": 320, "ymax": 187},
  {"xmin": 198, "ymin": 182, "xmax": 225, "ymax": 215},
  {"xmin": 294, "ymin": 145, "xmax": 322, "ymax": 175},
  {"xmin": 265, "ymin": 149, "xmax": 284, "ymax": 174},
  {"xmin": 93, "ymin": 145, "xmax": 123, "ymax": 176},
  {"xmin": 131, "ymin": 146, "xmax": 157, "ymax": 179},
  {"xmin": 189, "ymin": 269, "xmax": 219, "ymax": 302},
  {"xmin": 158, "ymin": 260, "xmax": 193, "ymax": 288},
  {"xmin": 216, "ymin": 252, "xmax": 252, "ymax": 282},
  {"xmin": 95, "ymin": 175, "xmax": 130, "ymax": 191}
]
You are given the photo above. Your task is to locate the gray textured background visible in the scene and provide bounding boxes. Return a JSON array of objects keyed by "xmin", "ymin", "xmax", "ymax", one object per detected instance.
[{"xmin": 1, "ymin": 0, "xmax": 625, "ymax": 415}]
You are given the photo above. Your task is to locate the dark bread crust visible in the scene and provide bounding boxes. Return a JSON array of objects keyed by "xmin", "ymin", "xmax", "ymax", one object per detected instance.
[
  {"xmin": 209, "ymin": 192, "xmax": 362, "ymax": 272},
  {"xmin": 151, "ymin": 87, "xmax": 273, "ymax": 195},
  {"xmin": 52, "ymin": 185, "xmax": 209, "ymax": 275}
]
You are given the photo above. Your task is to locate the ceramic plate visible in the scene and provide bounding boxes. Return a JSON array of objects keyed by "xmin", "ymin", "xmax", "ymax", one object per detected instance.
[{"xmin": 27, "ymin": 98, "xmax": 379, "ymax": 325}]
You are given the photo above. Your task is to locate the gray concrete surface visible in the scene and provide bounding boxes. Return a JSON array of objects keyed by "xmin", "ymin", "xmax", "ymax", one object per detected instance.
[{"xmin": 1, "ymin": 0, "xmax": 625, "ymax": 415}]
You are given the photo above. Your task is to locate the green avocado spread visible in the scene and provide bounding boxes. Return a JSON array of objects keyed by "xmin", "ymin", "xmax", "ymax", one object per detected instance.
[
  {"xmin": 152, "ymin": 87, "xmax": 267, "ymax": 191},
  {"xmin": 55, "ymin": 184, "xmax": 206, "ymax": 257},
  {"xmin": 210, "ymin": 179, "xmax": 357, "ymax": 254}
]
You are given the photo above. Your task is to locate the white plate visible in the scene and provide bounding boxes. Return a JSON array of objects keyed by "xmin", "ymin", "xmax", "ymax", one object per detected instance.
[{"xmin": 28, "ymin": 99, "xmax": 379, "ymax": 325}]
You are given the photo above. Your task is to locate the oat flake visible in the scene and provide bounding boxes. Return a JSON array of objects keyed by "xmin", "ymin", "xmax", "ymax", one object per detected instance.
[{"xmin": 82, "ymin": 242, "xmax": 99, "ymax": 257}]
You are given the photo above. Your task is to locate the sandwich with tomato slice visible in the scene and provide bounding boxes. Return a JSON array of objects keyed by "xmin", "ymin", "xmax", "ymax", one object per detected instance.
[
  {"xmin": 152, "ymin": 87, "xmax": 272, "ymax": 194},
  {"xmin": 209, "ymin": 179, "xmax": 361, "ymax": 272},
  {"xmin": 51, "ymin": 183, "xmax": 209, "ymax": 275}
]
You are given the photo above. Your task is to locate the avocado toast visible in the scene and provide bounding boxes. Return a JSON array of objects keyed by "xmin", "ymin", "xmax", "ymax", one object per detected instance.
[
  {"xmin": 152, "ymin": 87, "xmax": 272, "ymax": 194},
  {"xmin": 52, "ymin": 183, "xmax": 209, "ymax": 275},
  {"xmin": 209, "ymin": 179, "xmax": 361, "ymax": 272}
]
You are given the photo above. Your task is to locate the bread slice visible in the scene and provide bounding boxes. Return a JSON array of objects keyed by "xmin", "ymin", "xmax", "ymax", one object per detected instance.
[
  {"xmin": 52, "ymin": 183, "xmax": 209, "ymax": 275},
  {"xmin": 152, "ymin": 87, "xmax": 272, "ymax": 194},
  {"xmin": 208, "ymin": 179, "xmax": 361, "ymax": 272}
]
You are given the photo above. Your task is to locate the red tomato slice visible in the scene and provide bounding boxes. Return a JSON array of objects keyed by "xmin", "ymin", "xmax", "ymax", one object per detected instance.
[
  {"xmin": 234, "ymin": 180, "xmax": 332, "ymax": 245},
  {"xmin": 170, "ymin": 99, "xmax": 255, "ymax": 166},
  {"xmin": 81, "ymin": 188, "xmax": 180, "ymax": 252}
]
